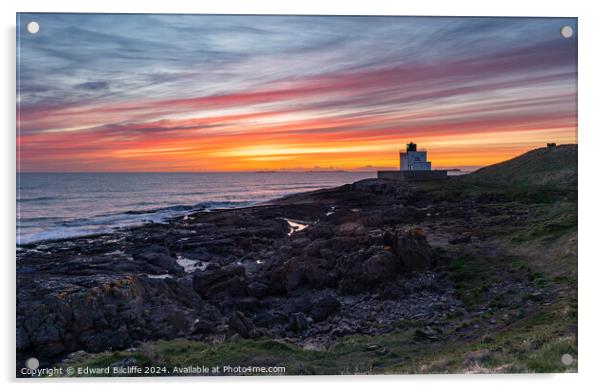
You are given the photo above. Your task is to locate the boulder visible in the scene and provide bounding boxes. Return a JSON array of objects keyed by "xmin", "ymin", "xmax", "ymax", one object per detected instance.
[
  {"xmin": 191, "ymin": 319, "xmax": 217, "ymax": 334},
  {"xmin": 227, "ymin": 311, "xmax": 255, "ymax": 338},
  {"xmin": 338, "ymin": 247, "xmax": 398, "ymax": 293},
  {"xmin": 84, "ymin": 326, "xmax": 131, "ymax": 352},
  {"xmin": 269, "ymin": 256, "xmax": 333, "ymax": 293},
  {"xmin": 232, "ymin": 297, "xmax": 260, "ymax": 311},
  {"xmin": 307, "ymin": 224, "xmax": 335, "ymax": 240},
  {"xmin": 253, "ymin": 311, "xmax": 288, "ymax": 328},
  {"xmin": 387, "ymin": 228, "xmax": 432, "ymax": 272},
  {"xmin": 134, "ymin": 245, "xmax": 183, "ymax": 275},
  {"xmin": 192, "ymin": 265, "xmax": 247, "ymax": 298},
  {"xmin": 304, "ymin": 239, "xmax": 331, "ymax": 257},
  {"xmin": 310, "ymin": 296, "xmax": 341, "ymax": 322},
  {"xmin": 335, "ymin": 222, "xmax": 367, "ymax": 237},
  {"xmin": 362, "ymin": 251, "xmax": 399, "ymax": 278},
  {"xmin": 291, "ymin": 237, "xmax": 311, "ymax": 249},
  {"xmin": 288, "ymin": 312, "xmax": 309, "ymax": 333},
  {"xmin": 247, "ymin": 282, "xmax": 269, "ymax": 298}
]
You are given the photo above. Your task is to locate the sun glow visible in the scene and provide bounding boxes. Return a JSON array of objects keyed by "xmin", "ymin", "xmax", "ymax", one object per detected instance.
[{"xmin": 16, "ymin": 15, "xmax": 577, "ymax": 172}]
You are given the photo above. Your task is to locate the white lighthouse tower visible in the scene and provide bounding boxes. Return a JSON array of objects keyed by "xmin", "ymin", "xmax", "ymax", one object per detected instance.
[
  {"xmin": 377, "ymin": 142, "xmax": 446, "ymax": 181},
  {"xmin": 399, "ymin": 142, "xmax": 432, "ymax": 171}
]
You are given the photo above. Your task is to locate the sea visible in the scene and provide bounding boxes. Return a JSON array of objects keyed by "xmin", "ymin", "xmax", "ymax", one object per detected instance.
[{"xmin": 16, "ymin": 172, "xmax": 374, "ymax": 245}]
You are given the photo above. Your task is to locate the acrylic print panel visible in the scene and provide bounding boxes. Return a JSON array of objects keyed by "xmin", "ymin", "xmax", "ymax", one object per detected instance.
[{"xmin": 16, "ymin": 14, "xmax": 577, "ymax": 377}]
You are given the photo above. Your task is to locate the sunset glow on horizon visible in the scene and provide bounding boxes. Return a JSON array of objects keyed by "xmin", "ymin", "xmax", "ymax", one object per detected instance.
[{"xmin": 17, "ymin": 15, "xmax": 577, "ymax": 172}]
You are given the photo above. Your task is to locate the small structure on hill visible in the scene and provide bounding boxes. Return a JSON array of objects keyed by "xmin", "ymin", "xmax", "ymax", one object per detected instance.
[{"xmin": 377, "ymin": 142, "xmax": 447, "ymax": 181}]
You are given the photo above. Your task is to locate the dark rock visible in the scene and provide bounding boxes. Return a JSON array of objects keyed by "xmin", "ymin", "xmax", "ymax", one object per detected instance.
[
  {"xmin": 192, "ymin": 265, "xmax": 247, "ymax": 298},
  {"xmin": 37, "ymin": 342, "xmax": 65, "ymax": 357},
  {"xmin": 181, "ymin": 249, "xmax": 212, "ymax": 262},
  {"xmin": 449, "ymin": 234, "xmax": 472, "ymax": 244},
  {"xmin": 310, "ymin": 295, "xmax": 341, "ymax": 322},
  {"xmin": 30, "ymin": 323, "xmax": 61, "ymax": 345},
  {"xmin": 227, "ymin": 311, "xmax": 255, "ymax": 338},
  {"xmin": 478, "ymin": 193, "xmax": 510, "ymax": 203},
  {"xmin": 291, "ymin": 295, "xmax": 313, "ymax": 314},
  {"xmin": 253, "ymin": 311, "xmax": 288, "ymax": 328},
  {"xmin": 16, "ymin": 327, "xmax": 31, "ymax": 351},
  {"xmin": 338, "ymin": 247, "xmax": 398, "ymax": 293},
  {"xmin": 247, "ymin": 282, "xmax": 269, "ymax": 298},
  {"xmin": 249, "ymin": 327, "xmax": 268, "ymax": 339},
  {"xmin": 85, "ymin": 326, "xmax": 131, "ymax": 352},
  {"xmin": 304, "ymin": 239, "xmax": 331, "ymax": 257},
  {"xmin": 269, "ymin": 256, "xmax": 332, "ymax": 293},
  {"xmin": 134, "ymin": 245, "xmax": 183, "ymax": 275},
  {"xmin": 288, "ymin": 312, "xmax": 309, "ymax": 333},
  {"xmin": 291, "ymin": 237, "xmax": 311, "ymax": 248},
  {"xmin": 335, "ymin": 222, "xmax": 367, "ymax": 237},
  {"xmin": 268, "ymin": 325, "xmax": 286, "ymax": 337},
  {"xmin": 307, "ymin": 224, "xmax": 335, "ymax": 240},
  {"xmin": 233, "ymin": 297, "xmax": 260, "ymax": 311},
  {"xmin": 192, "ymin": 319, "xmax": 217, "ymax": 334},
  {"xmin": 387, "ymin": 228, "xmax": 432, "ymax": 271},
  {"xmin": 17, "ymin": 170, "xmax": 550, "ymax": 369}
]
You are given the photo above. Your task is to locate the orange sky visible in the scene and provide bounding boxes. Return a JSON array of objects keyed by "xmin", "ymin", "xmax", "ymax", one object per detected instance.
[{"xmin": 17, "ymin": 15, "xmax": 577, "ymax": 172}]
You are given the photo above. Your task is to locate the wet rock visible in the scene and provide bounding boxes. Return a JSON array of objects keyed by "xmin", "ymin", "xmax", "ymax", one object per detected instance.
[
  {"xmin": 134, "ymin": 245, "xmax": 183, "ymax": 275},
  {"xmin": 181, "ymin": 248, "xmax": 212, "ymax": 262}
]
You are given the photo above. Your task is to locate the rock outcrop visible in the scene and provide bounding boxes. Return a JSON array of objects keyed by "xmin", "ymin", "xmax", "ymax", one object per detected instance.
[{"xmin": 17, "ymin": 179, "xmax": 445, "ymax": 367}]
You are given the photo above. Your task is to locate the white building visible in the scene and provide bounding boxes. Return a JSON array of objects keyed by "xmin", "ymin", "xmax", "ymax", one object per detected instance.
[{"xmin": 399, "ymin": 142, "xmax": 432, "ymax": 171}]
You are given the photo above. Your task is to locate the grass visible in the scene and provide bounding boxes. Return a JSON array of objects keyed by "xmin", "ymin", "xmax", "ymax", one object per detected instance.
[
  {"xmin": 457, "ymin": 144, "xmax": 577, "ymax": 188},
  {"xmin": 384, "ymin": 304, "xmax": 577, "ymax": 374},
  {"xmin": 415, "ymin": 178, "xmax": 576, "ymax": 205}
]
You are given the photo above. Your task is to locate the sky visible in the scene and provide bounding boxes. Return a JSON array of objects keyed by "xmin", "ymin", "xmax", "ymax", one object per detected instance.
[{"xmin": 17, "ymin": 14, "xmax": 577, "ymax": 172}]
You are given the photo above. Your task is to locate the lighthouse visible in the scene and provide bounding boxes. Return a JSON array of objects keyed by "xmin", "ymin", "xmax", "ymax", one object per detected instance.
[
  {"xmin": 399, "ymin": 142, "xmax": 432, "ymax": 171},
  {"xmin": 377, "ymin": 142, "xmax": 447, "ymax": 181}
]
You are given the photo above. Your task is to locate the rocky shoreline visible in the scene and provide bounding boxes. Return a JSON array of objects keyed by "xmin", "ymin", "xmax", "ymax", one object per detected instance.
[{"xmin": 17, "ymin": 178, "xmax": 552, "ymax": 371}]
